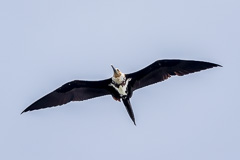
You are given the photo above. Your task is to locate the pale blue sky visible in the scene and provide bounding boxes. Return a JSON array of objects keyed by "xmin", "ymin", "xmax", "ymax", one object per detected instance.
[{"xmin": 0, "ymin": 0, "xmax": 239, "ymax": 160}]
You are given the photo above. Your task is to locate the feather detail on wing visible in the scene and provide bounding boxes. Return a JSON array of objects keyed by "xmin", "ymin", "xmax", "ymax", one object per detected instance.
[
  {"xmin": 22, "ymin": 79, "xmax": 111, "ymax": 113},
  {"xmin": 126, "ymin": 59, "xmax": 221, "ymax": 91}
]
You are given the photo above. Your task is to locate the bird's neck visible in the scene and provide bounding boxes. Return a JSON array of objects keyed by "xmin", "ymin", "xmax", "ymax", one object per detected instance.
[{"xmin": 112, "ymin": 73, "xmax": 126, "ymax": 85}]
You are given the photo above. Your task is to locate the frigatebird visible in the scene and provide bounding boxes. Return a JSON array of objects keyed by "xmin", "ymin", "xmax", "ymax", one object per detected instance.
[{"xmin": 22, "ymin": 59, "xmax": 221, "ymax": 125}]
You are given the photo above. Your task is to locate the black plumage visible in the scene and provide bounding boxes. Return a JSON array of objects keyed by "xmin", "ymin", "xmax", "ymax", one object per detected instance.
[
  {"xmin": 22, "ymin": 80, "xmax": 112, "ymax": 113},
  {"xmin": 22, "ymin": 59, "xmax": 221, "ymax": 125},
  {"xmin": 127, "ymin": 60, "xmax": 221, "ymax": 91}
]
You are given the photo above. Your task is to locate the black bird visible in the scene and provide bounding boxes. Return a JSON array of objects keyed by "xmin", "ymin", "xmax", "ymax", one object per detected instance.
[{"xmin": 22, "ymin": 59, "xmax": 221, "ymax": 125}]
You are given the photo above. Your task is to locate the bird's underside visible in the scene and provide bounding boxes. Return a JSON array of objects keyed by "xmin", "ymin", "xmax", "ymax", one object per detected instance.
[{"xmin": 22, "ymin": 59, "xmax": 221, "ymax": 125}]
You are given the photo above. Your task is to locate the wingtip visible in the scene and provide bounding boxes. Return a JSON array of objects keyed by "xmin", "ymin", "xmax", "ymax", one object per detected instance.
[
  {"xmin": 209, "ymin": 62, "xmax": 222, "ymax": 68},
  {"xmin": 21, "ymin": 108, "xmax": 31, "ymax": 114},
  {"xmin": 21, "ymin": 110, "xmax": 27, "ymax": 114},
  {"xmin": 214, "ymin": 63, "xmax": 222, "ymax": 67},
  {"xmin": 208, "ymin": 62, "xmax": 222, "ymax": 68}
]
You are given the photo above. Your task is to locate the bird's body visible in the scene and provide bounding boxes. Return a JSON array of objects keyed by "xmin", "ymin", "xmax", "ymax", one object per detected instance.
[{"xmin": 22, "ymin": 59, "xmax": 221, "ymax": 125}]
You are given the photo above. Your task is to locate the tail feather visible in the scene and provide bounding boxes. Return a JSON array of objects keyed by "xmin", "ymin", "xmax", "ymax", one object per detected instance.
[{"xmin": 122, "ymin": 98, "xmax": 136, "ymax": 125}]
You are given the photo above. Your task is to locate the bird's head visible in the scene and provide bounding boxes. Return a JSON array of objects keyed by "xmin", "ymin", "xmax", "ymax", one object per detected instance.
[
  {"xmin": 111, "ymin": 65, "xmax": 122, "ymax": 78},
  {"xmin": 111, "ymin": 65, "xmax": 126, "ymax": 84}
]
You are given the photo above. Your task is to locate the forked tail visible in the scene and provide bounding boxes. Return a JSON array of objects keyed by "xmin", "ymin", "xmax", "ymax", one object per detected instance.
[{"xmin": 122, "ymin": 98, "xmax": 136, "ymax": 125}]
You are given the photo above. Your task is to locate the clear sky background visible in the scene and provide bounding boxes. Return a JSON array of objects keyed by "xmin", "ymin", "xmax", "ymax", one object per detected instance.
[{"xmin": 0, "ymin": 0, "xmax": 239, "ymax": 160}]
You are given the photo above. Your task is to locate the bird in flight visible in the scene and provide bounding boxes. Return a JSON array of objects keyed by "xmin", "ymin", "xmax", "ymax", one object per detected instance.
[{"xmin": 22, "ymin": 59, "xmax": 221, "ymax": 125}]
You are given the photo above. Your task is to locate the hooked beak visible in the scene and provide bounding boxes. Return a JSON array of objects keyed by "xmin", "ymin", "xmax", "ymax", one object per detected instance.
[{"xmin": 111, "ymin": 65, "xmax": 117, "ymax": 74}]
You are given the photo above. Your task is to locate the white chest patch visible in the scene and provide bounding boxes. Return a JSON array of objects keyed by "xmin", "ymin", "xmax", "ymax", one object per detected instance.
[
  {"xmin": 109, "ymin": 78, "xmax": 132, "ymax": 97},
  {"xmin": 117, "ymin": 84, "xmax": 128, "ymax": 96}
]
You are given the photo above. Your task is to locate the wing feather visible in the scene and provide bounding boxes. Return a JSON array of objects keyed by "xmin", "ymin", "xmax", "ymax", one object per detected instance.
[
  {"xmin": 22, "ymin": 79, "xmax": 111, "ymax": 113},
  {"xmin": 127, "ymin": 59, "xmax": 221, "ymax": 91}
]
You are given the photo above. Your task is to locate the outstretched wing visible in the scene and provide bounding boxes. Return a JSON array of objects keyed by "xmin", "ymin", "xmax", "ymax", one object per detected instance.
[
  {"xmin": 22, "ymin": 79, "xmax": 112, "ymax": 113},
  {"xmin": 127, "ymin": 59, "xmax": 221, "ymax": 91}
]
